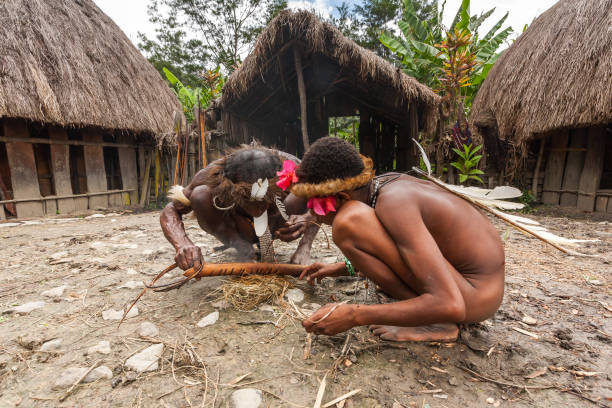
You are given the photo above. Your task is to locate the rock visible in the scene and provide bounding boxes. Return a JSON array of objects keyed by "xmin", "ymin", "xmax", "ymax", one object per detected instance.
[
  {"xmin": 88, "ymin": 340, "xmax": 111, "ymax": 355},
  {"xmin": 102, "ymin": 307, "xmax": 138, "ymax": 320},
  {"xmin": 50, "ymin": 251, "xmax": 68, "ymax": 260},
  {"xmin": 197, "ymin": 311, "xmax": 219, "ymax": 328},
  {"xmin": 6, "ymin": 301, "xmax": 46, "ymax": 314},
  {"xmin": 212, "ymin": 299, "xmax": 230, "ymax": 310},
  {"xmin": 118, "ymin": 281, "xmax": 144, "ymax": 289},
  {"xmin": 230, "ymin": 388, "xmax": 262, "ymax": 408},
  {"xmin": 41, "ymin": 285, "xmax": 68, "ymax": 298},
  {"xmin": 138, "ymin": 322, "xmax": 159, "ymax": 337},
  {"xmin": 448, "ymin": 376, "xmax": 459, "ymax": 386},
  {"xmin": 486, "ymin": 397, "xmax": 495, "ymax": 404},
  {"xmin": 285, "ymin": 288, "xmax": 305, "ymax": 304},
  {"xmin": 89, "ymin": 241, "xmax": 107, "ymax": 249},
  {"xmin": 522, "ymin": 315, "xmax": 537, "ymax": 325},
  {"xmin": 142, "ymin": 249, "xmax": 154, "ymax": 256},
  {"xmin": 85, "ymin": 214, "xmax": 105, "ymax": 219},
  {"xmin": 125, "ymin": 343, "xmax": 164, "ymax": 372},
  {"xmin": 126, "ymin": 268, "xmax": 137, "ymax": 275},
  {"xmin": 52, "ymin": 366, "xmax": 113, "ymax": 389},
  {"xmin": 40, "ymin": 338, "xmax": 63, "ymax": 352},
  {"xmin": 258, "ymin": 304, "xmax": 275, "ymax": 313}
]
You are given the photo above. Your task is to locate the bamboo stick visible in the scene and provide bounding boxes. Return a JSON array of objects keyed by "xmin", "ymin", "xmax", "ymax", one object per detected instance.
[{"xmin": 293, "ymin": 47, "xmax": 310, "ymax": 151}]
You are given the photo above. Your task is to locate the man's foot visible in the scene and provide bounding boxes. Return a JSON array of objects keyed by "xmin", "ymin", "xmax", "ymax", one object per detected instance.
[{"xmin": 369, "ymin": 323, "xmax": 459, "ymax": 342}]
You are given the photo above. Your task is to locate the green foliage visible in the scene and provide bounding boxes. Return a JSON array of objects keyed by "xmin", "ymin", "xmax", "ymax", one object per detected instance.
[
  {"xmin": 379, "ymin": 0, "xmax": 513, "ymax": 106},
  {"xmin": 329, "ymin": 116, "xmax": 359, "ymax": 148},
  {"xmin": 451, "ymin": 144, "xmax": 484, "ymax": 184},
  {"xmin": 139, "ymin": 0, "xmax": 287, "ymax": 79},
  {"xmin": 163, "ymin": 67, "xmax": 225, "ymax": 122}
]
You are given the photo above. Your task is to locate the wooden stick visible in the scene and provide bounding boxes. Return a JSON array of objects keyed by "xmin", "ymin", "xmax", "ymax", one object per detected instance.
[
  {"xmin": 322, "ymin": 389, "xmax": 361, "ymax": 408},
  {"xmin": 0, "ymin": 189, "xmax": 136, "ymax": 205},
  {"xmin": 59, "ymin": 360, "xmax": 101, "ymax": 402},
  {"xmin": 313, "ymin": 373, "xmax": 327, "ymax": 408},
  {"xmin": 532, "ymin": 138, "xmax": 545, "ymax": 199},
  {"xmin": 139, "ymin": 152, "xmax": 153, "ymax": 207},
  {"xmin": 293, "ymin": 47, "xmax": 310, "ymax": 151}
]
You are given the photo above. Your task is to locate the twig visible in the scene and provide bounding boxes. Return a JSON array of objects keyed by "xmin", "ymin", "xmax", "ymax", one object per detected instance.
[
  {"xmin": 313, "ymin": 373, "xmax": 327, "ymax": 408},
  {"xmin": 458, "ymin": 366, "xmax": 554, "ymax": 390},
  {"xmin": 59, "ymin": 360, "xmax": 101, "ymax": 402},
  {"xmin": 322, "ymin": 389, "xmax": 361, "ymax": 408},
  {"xmin": 512, "ymin": 327, "xmax": 539, "ymax": 339}
]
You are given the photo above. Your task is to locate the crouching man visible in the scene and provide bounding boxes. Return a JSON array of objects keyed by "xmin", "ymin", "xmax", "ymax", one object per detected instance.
[
  {"xmin": 160, "ymin": 146, "xmax": 318, "ymax": 270},
  {"xmin": 282, "ymin": 137, "xmax": 504, "ymax": 342}
]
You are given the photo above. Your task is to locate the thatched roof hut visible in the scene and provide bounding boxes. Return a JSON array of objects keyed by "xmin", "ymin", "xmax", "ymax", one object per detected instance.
[
  {"xmin": 471, "ymin": 0, "xmax": 612, "ymax": 213},
  {"xmin": 0, "ymin": 0, "xmax": 182, "ymax": 219},
  {"xmin": 208, "ymin": 10, "xmax": 440, "ymax": 172}
]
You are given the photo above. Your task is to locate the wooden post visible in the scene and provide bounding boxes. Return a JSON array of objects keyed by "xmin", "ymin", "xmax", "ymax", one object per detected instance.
[
  {"xmin": 139, "ymin": 151, "xmax": 152, "ymax": 207},
  {"xmin": 49, "ymin": 127, "xmax": 76, "ymax": 214},
  {"xmin": 200, "ymin": 107, "xmax": 207, "ymax": 168},
  {"xmin": 531, "ymin": 138, "xmax": 545, "ymax": 200},
  {"xmin": 3, "ymin": 119, "xmax": 44, "ymax": 217},
  {"xmin": 595, "ymin": 195, "xmax": 608, "ymax": 213},
  {"xmin": 83, "ymin": 130, "xmax": 108, "ymax": 210},
  {"xmin": 293, "ymin": 47, "xmax": 310, "ymax": 151},
  {"xmin": 118, "ymin": 136, "xmax": 138, "ymax": 206},
  {"xmin": 576, "ymin": 127, "xmax": 606, "ymax": 212},
  {"xmin": 560, "ymin": 129, "xmax": 587, "ymax": 207},
  {"xmin": 542, "ymin": 131, "xmax": 569, "ymax": 205}
]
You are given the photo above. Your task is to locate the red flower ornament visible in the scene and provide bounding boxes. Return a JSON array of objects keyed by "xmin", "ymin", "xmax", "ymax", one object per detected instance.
[
  {"xmin": 307, "ymin": 196, "xmax": 337, "ymax": 216},
  {"xmin": 276, "ymin": 160, "xmax": 298, "ymax": 191}
]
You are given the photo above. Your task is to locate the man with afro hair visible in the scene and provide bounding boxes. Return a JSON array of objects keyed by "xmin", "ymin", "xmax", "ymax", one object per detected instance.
[{"xmin": 288, "ymin": 137, "xmax": 504, "ymax": 342}]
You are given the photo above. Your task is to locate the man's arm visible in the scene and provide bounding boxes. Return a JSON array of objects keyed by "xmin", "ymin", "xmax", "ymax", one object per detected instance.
[{"xmin": 160, "ymin": 200, "xmax": 202, "ymax": 271}]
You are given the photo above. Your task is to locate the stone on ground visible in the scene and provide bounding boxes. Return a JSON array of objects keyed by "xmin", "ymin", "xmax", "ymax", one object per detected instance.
[
  {"xmin": 40, "ymin": 338, "xmax": 63, "ymax": 352},
  {"xmin": 87, "ymin": 340, "xmax": 111, "ymax": 355},
  {"xmin": 197, "ymin": 311, "xmax": 219, "ymax": 328},
  {"xmin": 138, "ymin": 322, "xmax": 159, "ymax": 337},
  {"xmin": 125, "ymin": 343, "xmax": 164, "ymax": 372},
  {"xmin": 230, "ymin": 388, "xmax": 263, "ymax": 408},
  {"xmin": 285, "ymin": 288, "xmax": 305, "ymax": 304},
  {"xmin": 41, "ymin": 285, "xmax": 68, "ymax": 298},
  {"xmin": 52, "ymin": 366, "xmax": 113, "ymax": 389},
  {"xmin": 102, "ymin": 307, "xmax": 138, "ymax": 320},
  {"xmin": 7, "ymin": 301, "xmax": 46, "ymax": 314},
  {"xmin": 118, "ymin": 281, "xmax": 144, "ymax": 289}
]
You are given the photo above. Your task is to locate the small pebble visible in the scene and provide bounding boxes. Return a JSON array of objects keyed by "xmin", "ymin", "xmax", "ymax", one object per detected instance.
[
  {"xmin": 7, "ymin": 301, "xmax": 46, "ymax": 314},
  {"xmin": 486, "ymin": 397, "xmax": 495, "ymax": 404},
  {"xmin": 522, "ymin": 315, "xmax": 537, "ymax": 325},
  {"xmin": 125, "ymin": 343, "xmax": 163, "ymax": 372},
  {"xmin": 87, "ymin": 340, "xmax": 111, "ymax": 355},
  {"xmin": 40, "ymin": 338, "xmax": 63, "ymax": 352},
  {"xmin": 41, "ymin": 285, "xmax": 68, "ymax": 298},
  {"xmin": 138, "ymin": 322, "xmax": 159, "ymax": 337},
  {"xmin": 118, "ymin": 281, "xmax": 145, "ymax": 289},
  {"xmin": 230, "ymin": 388, "xmax": 262, "ymax": 408},
  {"xmin": 197, "ymin": 311, "xmax": 219, "ymax": 328},
  {"xmin": 52, "ymin": 366, "xmax": 113, "ymax": 389},
  {"xmin": 285, "ymin": 288, "xmax": 305, "ymax": 304}
]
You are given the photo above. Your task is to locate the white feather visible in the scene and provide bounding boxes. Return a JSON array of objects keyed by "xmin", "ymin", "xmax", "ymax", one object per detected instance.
[
  {"xmin": 251, "ymin": 178, "xmax": 269, "ymax": 200},
  {"xmin": 412, "ymin": 138, "xmax": 431, "ymax": 176},
  {"xmin": 168, "ymin": 185, "xmax": 191, "ymax": 206},
  {"xmin": 253, "ymin": 211, "xmax": 268, "ymax": 237}
]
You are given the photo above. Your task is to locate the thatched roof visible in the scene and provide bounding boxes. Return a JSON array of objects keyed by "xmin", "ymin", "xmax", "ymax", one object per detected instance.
[
  {"xmin": 471, "ymin": 0, "xmax": 612, "ymax": 145},
  {"xmin": 221, "ymin": 10, "xmax": 439, "ymax": 132},
  {"xmin": 0, "ymin": 0, "xmax": 181, "ymax": 136}
]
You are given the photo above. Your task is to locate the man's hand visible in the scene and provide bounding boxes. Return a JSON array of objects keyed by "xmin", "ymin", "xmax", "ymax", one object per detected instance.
[
  {"xmin": 299, "ymin": 262, "xmax": 346, "ymax": 285},
  {"xmin": 302, "ymin": 303, "xmax": 357, "ymax": 336},
  {"xmin": 275, "ymin": 214, "xmax": 312, "ymax": 242},
  {"xmin": 175, "ymin": 244, "xmax": 203, "ymax": 270}
]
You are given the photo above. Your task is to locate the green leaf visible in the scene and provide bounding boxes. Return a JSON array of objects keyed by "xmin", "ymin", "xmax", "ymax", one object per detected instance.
[
  {"xmin": 459, "ymin": 174, "xmax": 468, "ymax": 183},
  {"xmin": 380, "ymin": 31, "xmax": 410, "ymax": 57},
  {"xmin": 163, "ymin": 67, "xmax": 180, "ymax": 87},
  {"xmin": 471, "ymin": 144, "xmax": 482, "ymax": 154},
  {"xmin": 481, "ymin": 12, "xmax": 509, "ymax": 43},
  {"xmin": 469, "ymin": 169, "xmax": 484, "ymax": 175},
  {"xmin": 456, "ymin": 0, "xmax": 471, "ymax": 32},
  {"xmin": 468, "ymin": 175, "xmax": 484, "ymax": 184}
]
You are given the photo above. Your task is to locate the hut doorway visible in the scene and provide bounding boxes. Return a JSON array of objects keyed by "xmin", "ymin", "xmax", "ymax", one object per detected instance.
[{"xmin": 103, "ymin": 147, "xmax": 123, "ymax": 191}]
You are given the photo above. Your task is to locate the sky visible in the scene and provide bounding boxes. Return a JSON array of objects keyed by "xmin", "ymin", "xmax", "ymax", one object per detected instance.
[{"xmin": 94, "ymin": 0, "xmax": 559, "ymax": 47}]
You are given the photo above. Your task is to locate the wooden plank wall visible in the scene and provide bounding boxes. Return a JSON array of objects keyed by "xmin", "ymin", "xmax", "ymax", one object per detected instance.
[
  {"xmin": 577, "ymin": 127, "xmax": 606, "ymax": 211},
  {"xmin": 49, "ymin": 127, "xmax": 76, "ymax": 214},
  {"xmin": 83, "ymin": 130, "xmax": 108, "ymax": 209},
  {"xmin": 118, "ymin": 136, "xmax": 139, "ymax": 206},
  {"xmin": 3, "ymin": 119, "xmax": 44, "ymax": 217},
  {"xmin": 542, "ymin": 130, "xmax": 569, "ymax": 205},
  {"xmin": 559, "ymin": 129, "xmax": 587, "ymax": 207}
]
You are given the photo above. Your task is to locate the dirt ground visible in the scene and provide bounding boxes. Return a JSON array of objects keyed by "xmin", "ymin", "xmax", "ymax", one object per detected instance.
[{"xmin": 0, "ymin": 206, "xmax": 610, "ymax": 408}]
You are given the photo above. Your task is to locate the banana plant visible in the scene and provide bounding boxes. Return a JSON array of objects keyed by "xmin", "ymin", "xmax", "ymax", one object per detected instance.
[
  {"xmin": 380, "ymin": 0, "xmax": 513, "ymax": 106},
  {"xmin": 163, "ymin": 67, "xmax": 224, "ymax": 123},
  {"xmin": 451, "ymin": 144, "xmax": 484, "ymax": 184}
]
